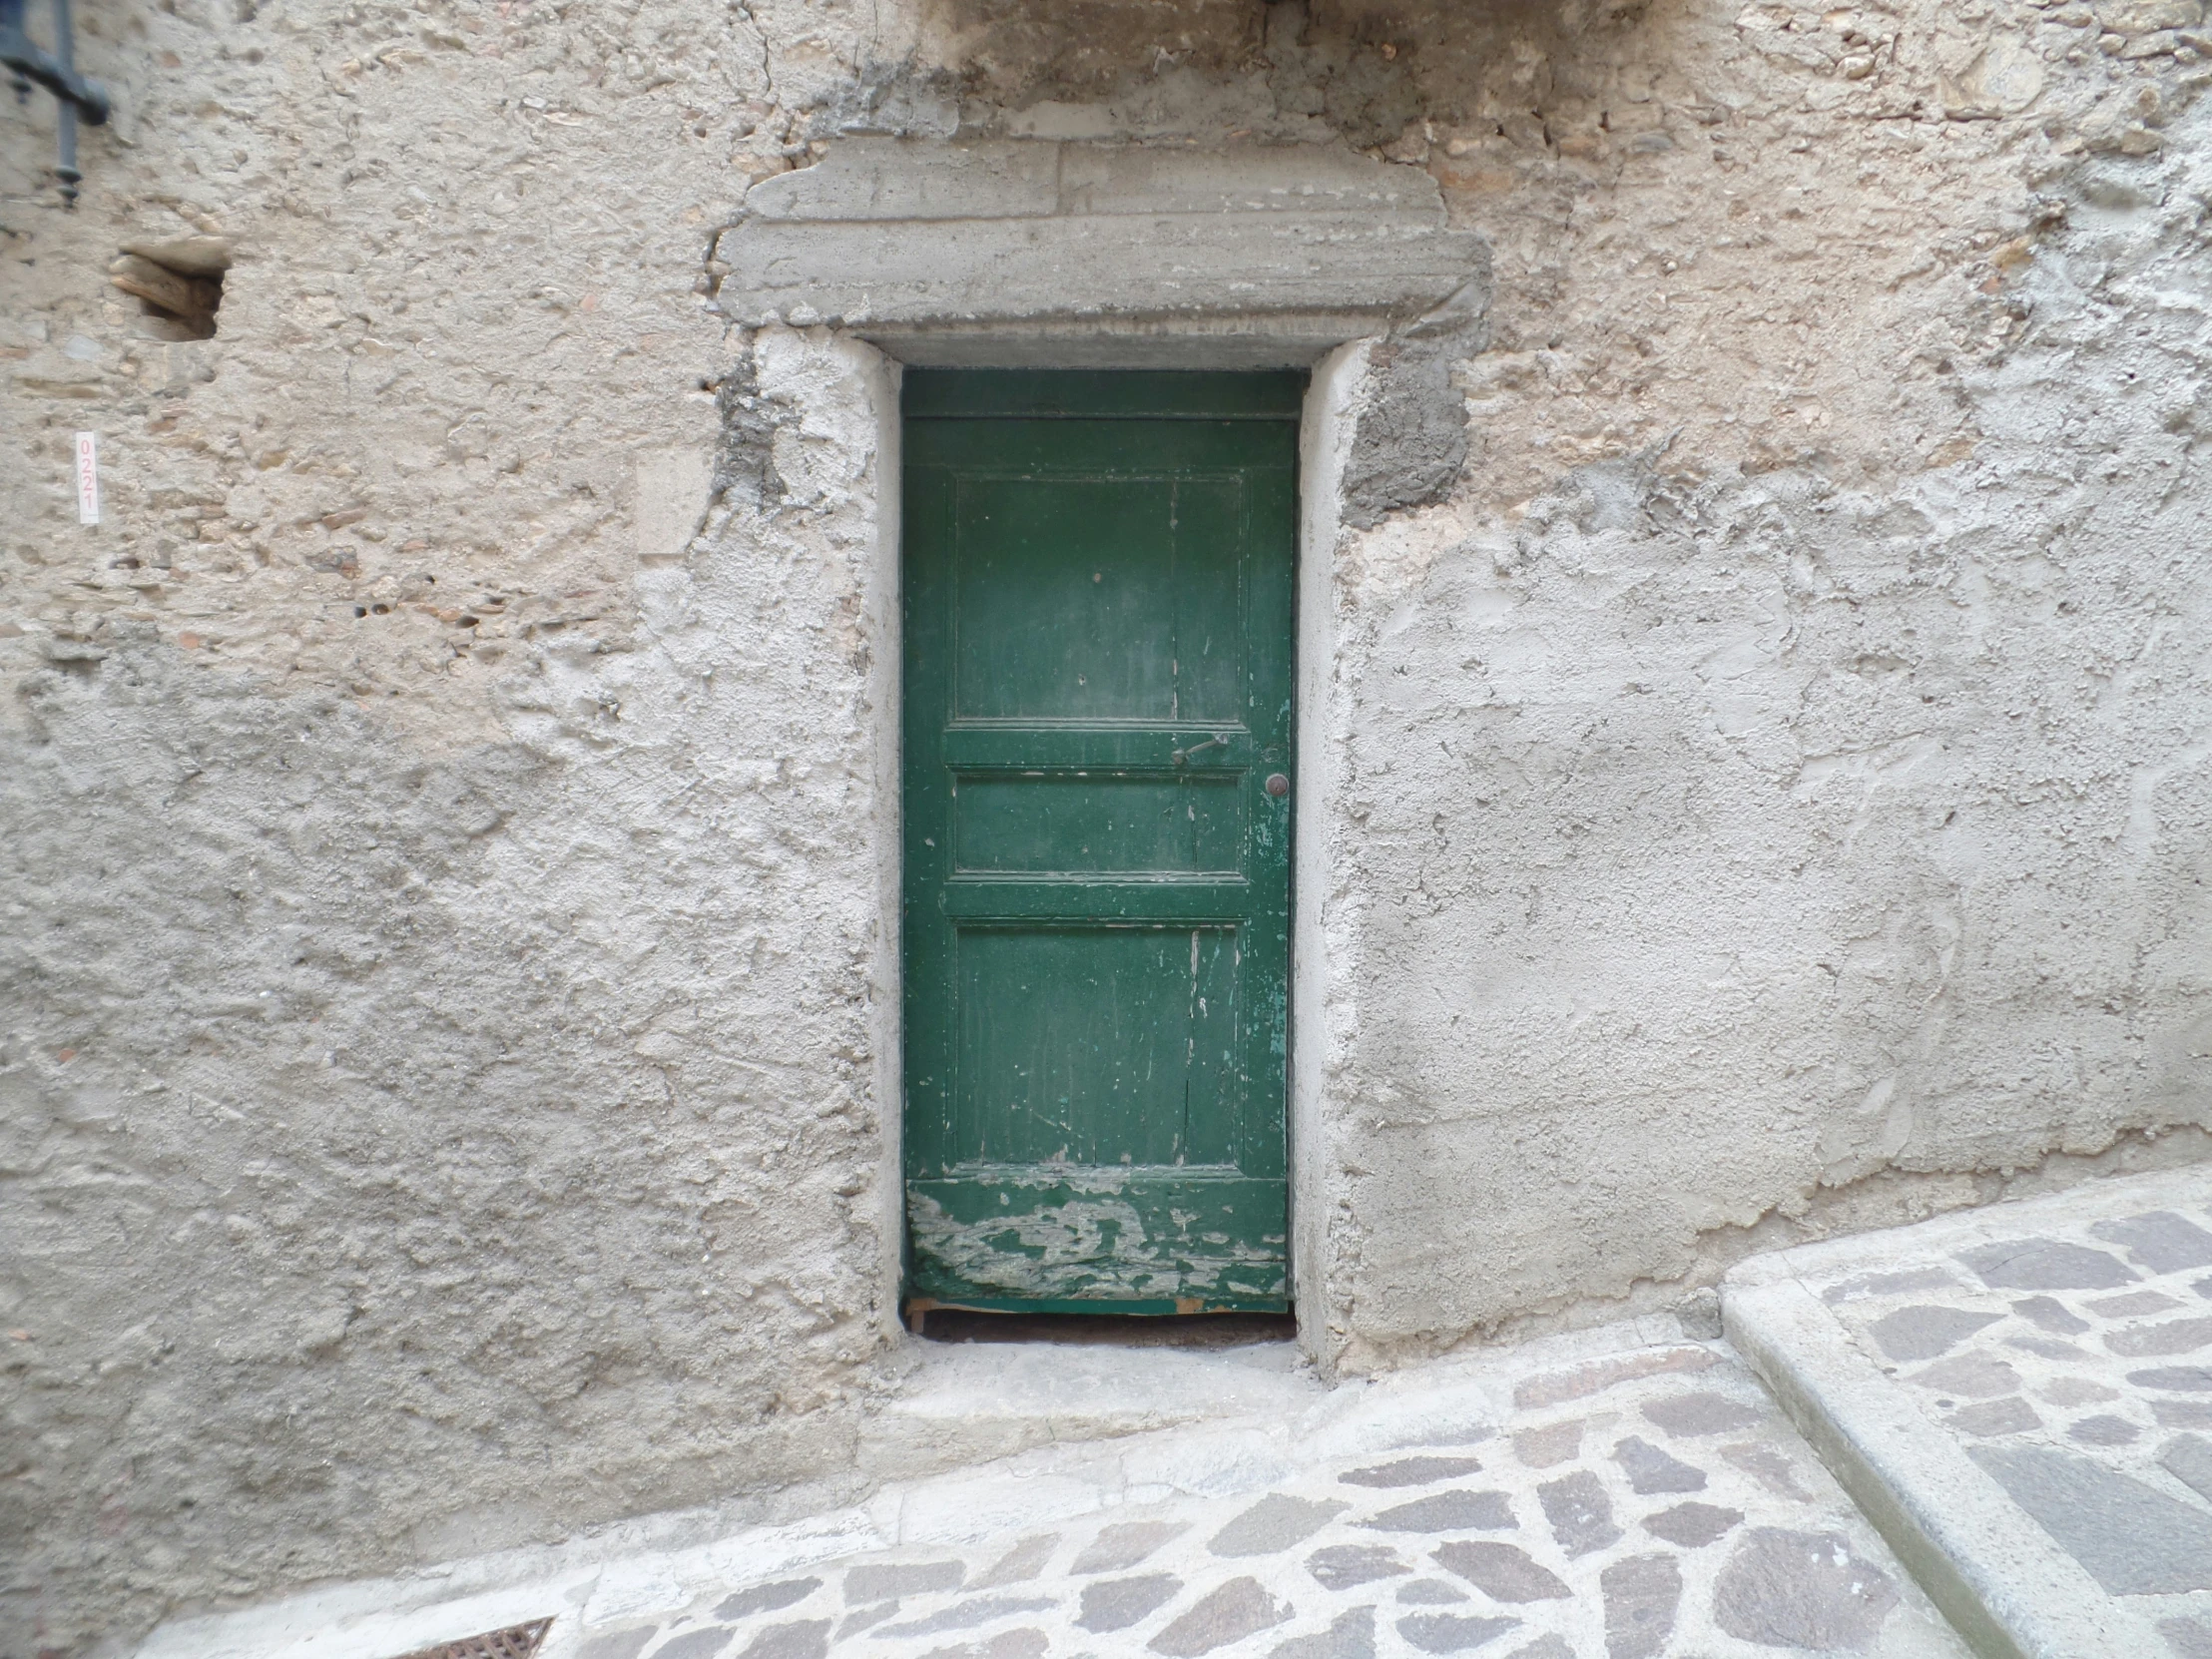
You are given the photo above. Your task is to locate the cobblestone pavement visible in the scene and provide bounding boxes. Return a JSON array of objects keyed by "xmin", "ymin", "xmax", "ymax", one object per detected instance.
[
  {"xmin": 561, "ymin": 1339, "xmax": 1965, "ymax": 1659},
  {"xmin": 1754, "ymin": 1173, "xmax": 2212, "ymax": 1658}
]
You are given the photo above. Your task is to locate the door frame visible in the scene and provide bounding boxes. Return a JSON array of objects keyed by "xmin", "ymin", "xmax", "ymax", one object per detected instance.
[{"xmin": 847, "ymin": 337, "xmax": 1376, "ymax": 1360}]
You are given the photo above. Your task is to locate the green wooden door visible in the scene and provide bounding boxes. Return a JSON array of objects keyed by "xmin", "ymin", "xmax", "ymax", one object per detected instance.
[{"xmin": 901, "ymin": 370, "xmax": 1301, "ymax": 1315}]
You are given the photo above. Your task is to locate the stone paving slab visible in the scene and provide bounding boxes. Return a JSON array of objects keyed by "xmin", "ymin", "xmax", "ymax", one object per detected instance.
[
  {"xmin": 138, "ymin": 1318, "xmax": 1968, "ymax": 1659},
  {"xmin": 544, "ymin": 1331, "xmax": 1964, "ymax": 1659},
  {"xmin": 1726, "ymin": 1166, "xmax": 2212, "ymax": 1659}
]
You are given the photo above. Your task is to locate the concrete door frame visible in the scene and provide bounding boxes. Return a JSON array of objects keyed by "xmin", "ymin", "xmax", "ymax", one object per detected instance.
[
  {"xmin": 717, "ymin": 132, "xmax": 1481, "ymax": 1360},
  {"xmin": 841, "ymin": 331, "xmax": 1374, "ymax": 1360}
]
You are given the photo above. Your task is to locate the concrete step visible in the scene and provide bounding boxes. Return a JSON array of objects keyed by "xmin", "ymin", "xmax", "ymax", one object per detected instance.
[{"xmin": 1724, "ymin": 1165, "xmax": 2212, "ymax": 1659}]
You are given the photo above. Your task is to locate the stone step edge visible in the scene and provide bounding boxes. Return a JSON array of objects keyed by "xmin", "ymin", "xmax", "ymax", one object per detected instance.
[{"xmin": 1721, "ymin": 1273, "xmax": 2136, "ymax": 1659}]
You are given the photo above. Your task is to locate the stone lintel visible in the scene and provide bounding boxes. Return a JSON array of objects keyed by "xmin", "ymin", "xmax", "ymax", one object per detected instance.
[{"xmin": 715, "ymin": 139, "xmax": 1485, "ymax": 337}]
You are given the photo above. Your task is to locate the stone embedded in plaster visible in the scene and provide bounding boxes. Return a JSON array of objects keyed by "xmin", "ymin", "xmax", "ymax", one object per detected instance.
[
  {"xmin": 1074, "ymin": 1521, "xmax": 1186, "ymax": 1574},
  {"xmin": 1361, "ymin": 1490, "xmax": 1515, "ymax": 1533},
  {"xmin": 1597, "ymin": 1553, "xmax": 1679, "ymax": 1659},
  {"xmin": 1958, "ymin": 1239, "xmax": 2138, "ymax": 1292},
  {"xmin": 1394, "ymin": 1611, "xmax": 1521, "ymax": 1654},
  {"xmin": 1969, "ymin": 1443, "xmax": 2212, "ymax": 1594},
  {"xmin": 1270, "ymin": 1606, "xmax": 1377, "ymax": 1659},
  {"xmin": 1710, "ymin": 1528, "xmax": 1899, "ymax": 1651},
  {"xmin": 1307, "ymin": 1544, "xmax": 1410, "ymax": 1589},
  {"xmin": 714, "ymin": 140, "xmax": 1484, "ymax": 333},
  {"xmin": 715, "ymin": 1578, "xmax": 822, "ymax": 1620},
  {"xmin": 1535, "ymin": 1472, "xmax": 1620, "ymax": 1557},
  {"xmin": 1149, "ymin": 1576, "xmax": 1292, "ymax": 1655},
  {"xmin": 2091, "ymin": 1211, "xmax": 2212, "ymax": 1273},
  {"xmin": 1865, "ymin": 1306, "xmax": 2005, "ymax": 1364},
  {"xmin": 1432, "ymin": 1541, "xmax": 1570, "ymax": 1602},
  {"xmin": 1212, "ymin": 1494, "xmax": 1350, "ymax": 1557},
  {"xmin": 1342, "ymin": 1454, "xmax": 1484, "ymax": 1487},
  {"xmin": 1077, "ymin": 1573, "xmax": 1182, "ymax": 1632}
]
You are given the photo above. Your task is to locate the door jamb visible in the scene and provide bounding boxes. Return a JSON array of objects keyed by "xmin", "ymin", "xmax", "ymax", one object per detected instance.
[{"xmin": 848, "ymin": 335, "xmax": 1378, "ymax": 1369}]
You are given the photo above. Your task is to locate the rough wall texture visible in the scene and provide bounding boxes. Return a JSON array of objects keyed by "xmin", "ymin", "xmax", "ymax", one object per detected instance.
[{"xmin": 4, "ymin": 0, "xmax": 2211, "ymax": 1651}]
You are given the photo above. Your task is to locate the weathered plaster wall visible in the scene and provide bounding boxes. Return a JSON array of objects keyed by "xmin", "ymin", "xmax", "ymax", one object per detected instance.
[
  {"xmin": 5, "ymin": 0, "xmax": 2212, "ymax": 1651},
  {"xmin": 2, "ymin": 3, "xmax": 915, "ymax": 1644}
]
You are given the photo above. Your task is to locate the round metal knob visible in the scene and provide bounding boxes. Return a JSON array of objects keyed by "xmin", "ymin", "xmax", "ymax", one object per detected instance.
[{"xmin": 1265, "ymin": 773, "xmax": 1291, "ymax": 798}]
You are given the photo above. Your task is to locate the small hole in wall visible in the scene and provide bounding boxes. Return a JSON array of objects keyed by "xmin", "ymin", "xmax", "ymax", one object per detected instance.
[{"xmin": 107, "ymin": 239, "xmax": 229, "ymax": 341}]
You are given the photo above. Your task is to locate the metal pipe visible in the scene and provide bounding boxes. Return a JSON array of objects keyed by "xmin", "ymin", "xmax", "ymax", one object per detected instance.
[
  {"xmin": 0, "ymin": 0, "xmax": 108, "ymax": 125},
  {"xmin": 51, "ymin": 0, "xmax": 77, "ymax": 204}
]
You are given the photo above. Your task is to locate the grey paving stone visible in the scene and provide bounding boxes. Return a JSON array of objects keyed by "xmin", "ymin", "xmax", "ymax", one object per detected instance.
[
  {"xmin": 2091, "ymin": 1211, "xmax": 2212, "ymax": 1273},
  {"xmin": 2089, "ymin": 1290, "xmax": 2185, "ymax": 1318},
  {"xmin": 1432, "ymin": 1541, "xmax": 1569, "ymax": 1601},
  {"xmin": 974, "ymin": 1535, "xmax": 1058, "ymax": 1587},
  {"xmin": 2157, "ymin": 1432, "xmax": 2212, "ymax": 1502},
  {"xmin": 1611, "ymin": 1435, "xmax": 1707, "ymax": 1494},
  {"xmin": 1211, "ymin": 1494, "xmax": 1348, "ymax": 1557},
  {"xmin": 2198, "ymin": 1275, "xmax": 2212, "ymax": 1301},
  {"xmin": 1512, "ymin": 1347, "xmax": 1714, "ymax": 1409},
  {"xmin": 2131, "ymin": 1366, "xmax": 2212, "ymax": 1392},
  {"xmin": 2068, "ymin": 1413, "xmax": 2141, "ymax": 1445},
  {"xmin": 1394, "ymin": 1611, "xmax": 1520, "ymax": 1654},
  {"xmin": 1711, "ymin": 1527, "xmax": 1899, "ymax": 1651},
  {"xmin": 2006, "ymin": 1334, "xmax": 2089, "ymax": 1361},
  {"xmin": 1270, "ymin": 1606, "xmax": 1376, "ymax": 1659},
  {"xmin": 1719, "ymin": 1441, "xmax": 1813, "ymax": 1499},
  {"xmin": 714, "ymin": 1579, "xmax": 821, "ymax": 1621},
  {"xmin": 846, "ymin": 1561, "xmax": 965, "ymax": 1601},
  {"xmin": 1640, "ymin": 1501, "xmax": 1743, "ymax": 1547},
  {"xmin": 919, "ymin": 1632, "xmax": 1048, "ymax": 1659},
  {"xmin": 1599, "ymin": 1553, "xmax": 1680, "ymax": 1659},
  {"xmin": 1908, "ymin": 1353, "xmax": 2020, "ymax": 1399},
  {"xmin": 1959, "ymin": 1239, "xmax": 2137, "ymax": 1292},
  {"xmin": 734, "ymin": 1622, "xmax": 829, "ymax": 1659},
  {"xmin": 1307, "ymin": 1544, "xmax": 1409, "ymax": 1590},
  {"xmin": 1341, "ymin": 1454, "xmax": 1483, "ymax": 1487},
  {"xmin": 1396, "ymin": 1579, "xmax": 1469, "ymax": 1604},
  {"xmin": 1968, "ymin": 1442, "xmax": 2212, "ymax": 1594},
  {"xmin": 1500, "ymin": 1639, "xmax": 1573, "ymax": 1659},
  {"xmin": 2042, "ymin": 1376, "xmax": 2118, "ymax": 1405},
  {"xmin": 1076, "ymin": 1574, "xmax": 1183, "ymax": 1633},
  {"xmin": 2155, "ymin": 1398, "xmax": 2212, "ymax": 1428},
  {"xmin": 1536, "ymin": 1469, "xmax": 1621, "ymax": 1556},
  {"xmin": 1949, "ymin": 1396, "xmax": 2040, "ymax": 1435},
  {"xmin": 2011, "ymin": 1295, "xmax": 2091, "ymax": 1336},
  {"xmin": 1361, "ymin": 1490, "xmax": 1515, "ymax": 1533},
  {"xmin": 1073, "ymin": 1521, "xmax": 1183, "ymax": 1574},
  {"xmin": 652, "ymin": 1626, "xmax": 734, "ymax": 1659},
  {"xmin": 1292, "ymin": 1548, "xmax": 1397, "ymax": 1583},
  {"xmin": 1822, "ymin": 1267, "xmax": 1959, "ymax": 1303},
  {"xmin": 877, "ymin": 1595, "xmax": 1059, "ymax": 1638},
  {"xmin": 834, "ymin": 1603, "xmax": 899, "ymax": 1639},
  {"xmin": 1511, "ymin": 1422, "xmax": 1580, "ymax": 1468},
  {"xmin": 1639, "ymin": 1391, "xmax": 1763, "ymax": 1437},
  {"xmin": 1148, "ymin": 1576, "xmax": 1291, "ymax": 1655},
  {"xmin": 578, "ymin": 1630, "xmax": 657, "ymax": 1659},
  {"xmin": 2162, "ymin": 1614, "xmax": 2212, "ymax": 1659},
  {"xmin": 2108, "ymin": 1317, "xmax": 2212, "ymax": 1358},
  {"xmin": 1865, "ymin": 1306, "xmax": 2004, "ymax": 1364}
]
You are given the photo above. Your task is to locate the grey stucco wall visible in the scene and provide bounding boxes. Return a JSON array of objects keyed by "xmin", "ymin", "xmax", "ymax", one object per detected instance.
[{"xmin": 5, "ymin": 0, "xmax": 2212, "ymax": 1652}]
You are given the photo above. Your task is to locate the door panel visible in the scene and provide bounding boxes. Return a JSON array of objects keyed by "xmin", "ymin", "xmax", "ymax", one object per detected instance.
[{"xmin": 902, "ymin": 369, "xmax": 1302, "ymax": 1314}]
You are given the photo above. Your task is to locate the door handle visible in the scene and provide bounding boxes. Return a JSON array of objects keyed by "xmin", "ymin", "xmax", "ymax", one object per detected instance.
[{"xmin": 1172, "ymin": 733, "xmax": 1236, "ymax": 766}]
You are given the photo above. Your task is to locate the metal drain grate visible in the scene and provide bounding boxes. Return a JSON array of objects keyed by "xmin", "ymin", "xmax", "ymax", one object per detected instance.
[{"xmin": 392, "ymin": 1618, "xmax": 553, "ymax": 1659}]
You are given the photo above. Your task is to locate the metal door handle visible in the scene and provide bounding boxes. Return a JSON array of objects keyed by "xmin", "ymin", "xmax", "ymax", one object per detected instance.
[{"xmin": 1173, "ymin": 733, "xmax": 1235, "ymax": 765}]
